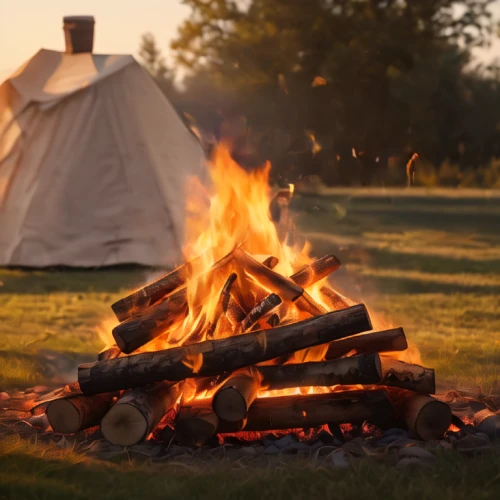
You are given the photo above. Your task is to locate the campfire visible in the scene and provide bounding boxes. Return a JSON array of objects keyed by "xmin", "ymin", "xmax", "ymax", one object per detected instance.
[{"xmin": 36, "ymin": 145, "xmax": 454, "ymax": 448}]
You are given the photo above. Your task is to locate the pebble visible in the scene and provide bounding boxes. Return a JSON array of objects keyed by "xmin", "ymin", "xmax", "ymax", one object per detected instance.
[
  {"xmin": 382, "ymin": 428, "xmax": 408, "ymax": 437},
  {"xmin": 262, "ymin": 434, "xmax": 279, "ymax": 447},
  {"xmin": 454, "ymin": 433, "xmax": 491, "ymax": 452},
  {"xmin": 477, "ymin": 415, "xmax": 500, "ymax": 440},
  {"xmin": 331, "ymin": 450, "xmax": 350, "ymax": 468},
  {"xmin": 274, "ymin": 434, "xmax": 297, "ymax": 449},
  {"xmin": 377, "ymin": 434, "xmax": 408, "ymax": 446},
  {"xmin": 398, "ymin": 446, "xmax": 436, "ymax": 462}
]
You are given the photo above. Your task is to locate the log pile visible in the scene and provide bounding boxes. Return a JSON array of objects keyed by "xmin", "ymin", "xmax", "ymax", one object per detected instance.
[{"xmin": 41, "ymin": 249, "xmax": 450, "ymax": 447}]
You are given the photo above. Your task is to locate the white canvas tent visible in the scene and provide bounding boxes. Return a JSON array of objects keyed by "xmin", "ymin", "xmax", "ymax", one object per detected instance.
[{"xmin": 0, "ymin": 49, "xmax": 206, "ymax": 267}]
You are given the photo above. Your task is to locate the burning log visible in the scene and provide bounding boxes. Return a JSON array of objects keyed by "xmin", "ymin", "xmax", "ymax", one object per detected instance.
[
  {"xmin": 100, "ymin": 382, "xmax": 182, "ymax": 446},
  {"xmin": 225, "ymin": 297, "xmax": 247, "ymax": 325},
  {"xmin": 78, "ymin": 304, "xmax": 372, "ymax": 395},
  {"xmin": 290, "ymin": 255, "xmax": 341, "ymax": 288},
  {"xmin": 111, "ymin": 260, "xmax": 197, "ymax": 322},
  {"xmin": 98, "ymin": 345, "xmax": 122, "ymax": 361},
  {"xmin": 233, "ymin": 248, "xmax": 303, "ymax": 301},
  {"xmin": 240, "ymin": 389, "xmax": 394, "ymax": 432},
  {"xmin": 46, "ymin": 392, "xmax": 117, "ymax": 434},
  {"xmin": 295, "ymin": 291, "xmax": 328, "ymax": 317},
  {"xmin": 257, "ymin": 255, "xmax": 279, "ymax": 269},
  {"xmin": 388, "ymin": 389, "xmax": 452, "ymax": 441},
  {"xmin": 320, "ymin": 286, "xmax": 350, "ymax": 310},
  {"xmin": 207, "ymin": 273, "xmax": 237, "ymax": 338},
  {"xmin": 380, "ymin": 357, "xmax": 435, "ymax": 394},
  {"xmin": 257, "ymin": 354, "xmax": 382, "ymax": 390},
  {"xmin": 212, "ymin": 369, "xmax": 260, "ymax": 422},
  {"xmin": 112, "ymin": 288, "xmax": 188, "ymax": 354},
  {"xmin": 404, "ymin": 394, "xmax": 451, "ymax": 441},
  {"xmin": 180, "ymin": 389, "xmax": 394, "ymax": 439},
  {"xmin": 175, "ymin": 408, "xmax": 220, "ymax": 447},
  {"xmin": 325, "ymin": 328, "xmax": 408, "ymax": 359},
  {"xmin": 236, "ymin": 294, "xmax": 282, "ymax": 333}
]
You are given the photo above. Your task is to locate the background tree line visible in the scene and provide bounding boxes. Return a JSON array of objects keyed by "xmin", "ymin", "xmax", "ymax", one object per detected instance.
[{"xmin": 140, "ymin": 0, "xmax": 500, "ymax": 188}]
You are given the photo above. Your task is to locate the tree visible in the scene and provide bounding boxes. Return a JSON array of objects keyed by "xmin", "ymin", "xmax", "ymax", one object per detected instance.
[
  {"xmin": 171, "ymin": 0, "xmax": 497, "ymax": 185},
  {"xmin": 139, "ymin": 33, "xmax": 176, "ymax": 98}
]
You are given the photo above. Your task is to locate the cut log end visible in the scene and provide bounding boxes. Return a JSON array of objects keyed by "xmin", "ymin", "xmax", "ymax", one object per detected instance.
[
  {"xmin": 175, "ymin": 412, "xmax": 219, "ymax": 447},
  {"xmin": 405, "ymin": 395, "xmax": 452, "ymax": 441},
  {"xmin": 101, "ymin": 403, "xmax": 148, "ymax": 446},
  {"xmin": 46, "ymin": 399, "xmax": 81, "ymax": 434},
  {"xmin": 213, "ymin": 386, "xmax": 248, "ymax": 422}
]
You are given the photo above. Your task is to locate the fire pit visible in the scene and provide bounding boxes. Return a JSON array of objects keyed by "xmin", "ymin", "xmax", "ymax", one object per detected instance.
[{"xmin": 2, "ymin": 145, "xmax": 499, "ymax": 462}]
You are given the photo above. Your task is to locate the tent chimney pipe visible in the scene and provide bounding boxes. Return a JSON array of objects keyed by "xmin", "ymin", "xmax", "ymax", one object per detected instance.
[{"xmin": 63, "ymin": 16, "xmax": 95, "ymax": 54}]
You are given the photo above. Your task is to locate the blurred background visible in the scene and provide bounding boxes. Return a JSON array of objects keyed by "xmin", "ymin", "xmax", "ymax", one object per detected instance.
[{"xmin": 2, "ymin": 0, "xmax": 500, "ymax": 188}]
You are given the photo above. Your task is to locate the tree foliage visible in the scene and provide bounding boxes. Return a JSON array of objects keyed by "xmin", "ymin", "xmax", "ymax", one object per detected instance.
[
  {"xmin": 166, "ymin": 0, "xmax": 499, "ymax": 185},
  {"xmin": 139, "ymin": 33, "xmax": 177, "ymax": 98}
]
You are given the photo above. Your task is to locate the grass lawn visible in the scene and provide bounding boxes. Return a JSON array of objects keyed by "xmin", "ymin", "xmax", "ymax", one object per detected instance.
[{"xmin": 1, "ymin": 189, "xmax": 499, "ymax": 498}]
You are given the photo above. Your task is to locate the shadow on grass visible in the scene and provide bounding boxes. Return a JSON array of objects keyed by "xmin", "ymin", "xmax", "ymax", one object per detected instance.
[
  {"xmin": 1, "ymin": 445, "xmax": 500, "ymax": 500},
  {"xmin": 0, "ymin": 266, "xmax": 151, "ymax": 295},
  {"xmin": 343, "ymin": 274, "xmax": 500, "ymax": 296},
  {"xmin": 292, "ymin": 194, "xmax": 500, "ymax": 241}
]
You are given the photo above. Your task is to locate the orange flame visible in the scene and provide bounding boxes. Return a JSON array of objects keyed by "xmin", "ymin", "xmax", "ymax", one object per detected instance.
[{"xmin": 128, "ymin": 143, "xmax": 419, "ymax": 402}]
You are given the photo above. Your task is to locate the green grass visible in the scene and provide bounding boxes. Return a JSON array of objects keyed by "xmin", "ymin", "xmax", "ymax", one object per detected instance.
[
  {"xmin": 293, "ymin": 191, "xmax": 500, "ymax": 394},
  {"xmin": 1, "ymin": 190, "xmax": 500, "ymax": 498},
  {"xmin": 0, "ymin": 437, "xmax": 499, "ymax": 500}
]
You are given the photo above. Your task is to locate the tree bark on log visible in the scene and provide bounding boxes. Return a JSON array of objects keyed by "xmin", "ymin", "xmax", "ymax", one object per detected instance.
[
  {"xmin": 212, "ymin": 369, "xmax": 260, "ymax": 422},
  {"xmin": 325, "ymin": 328, "xmax": 408, "ymax": 359},
  {"xmin": 225, "ymin": 297, "xmax": 247, "ymax": 325},
  {"xmin": 236, "ymin": 294, "xmax": 282, "ymax": 333},
  {"xmin": 181, "ymin": 389, "xmax": 394, "ymax": 434},
  {"xmin": 112, "ymin": 288, "xmax": 188, "ymax": 354},
  {"xmin": 320, "ymin": 286, "xmax": 351, "ymax": 310},
  {"xmin": 207, "ymin": 273, "xmax": 237, "ymax": 338},
  {"xmin": 380, "ymin": 356, "xmax": 435, "ymax": 394},
  {"xmin": 111, "ymin": 260, "xmax": 197, "ymax": 322},
  {"xmin": 233, "ymin": 248, "xmax": 303, "ymax": 301},
  {"xmin": 290, "ymin": 255, "xmax": 341, "ymax": 288},
  {"xmin": 174, "ymin": 408, "xmax": 220, "ymax": 447},
  {"xmin": 100, "ymin": 382, "xmax": 182, "ymax": 446},
  {"xmin": 257, "ymin": 255, "xmax": 279, "ymax": 269},
  {"xmin": 295, "ymin": 291, "xmax": 328, "ymax": 317},
  {"xmin": 257, "ymin": 354, "xmax": 382, "ymax": 390},
  {"xmin": 46, "ymin": 392, "xmax": 117, "ymax": 434},
  {"xmin": 78, "ymin": 304, "xmax": 372, "ymax": 395},
  {"xmin": 98, "ymin": 345, "xmax": 122, "ymax": 361},
  {"xmin": 387, "ymin": 389, "xmax": 452, "ymax": 441}
]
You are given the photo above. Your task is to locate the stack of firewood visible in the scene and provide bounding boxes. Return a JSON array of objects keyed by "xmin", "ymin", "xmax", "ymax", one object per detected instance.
[{"xmin": 43, "ymin": 249, "xmax": 451, "ymax": 447}]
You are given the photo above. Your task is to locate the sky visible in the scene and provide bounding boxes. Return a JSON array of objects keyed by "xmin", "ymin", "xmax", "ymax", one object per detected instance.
[{"xmin": 1, "ymin": 0, "xmax": 499, "ymax": 83}]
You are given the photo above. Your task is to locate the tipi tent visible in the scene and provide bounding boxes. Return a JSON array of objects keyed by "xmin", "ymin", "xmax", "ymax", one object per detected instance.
[{"xmin": 0, "ymin": 48, "xmax": 206, "ymax": 267}]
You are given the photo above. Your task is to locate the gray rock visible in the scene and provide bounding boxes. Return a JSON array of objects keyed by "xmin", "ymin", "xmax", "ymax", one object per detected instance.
[
  {"xmin": 477, "ymin": 415, "xmax": 500, "ymax": 440},
  {"xmin": 331, "ymin": 450, "xmax": 350, "ymax": 467},
  {"xmin": 274, "ymin": 434, "xmax": 297, "ymax": 449},
  {"xmin": 398, "ymin": 446, "xmax": 436, "ymax": 462},
  {"xmin": 377, "ymin": 434, "xmax": 408, "ymax": 446},
  {"xmin": 454, "ymin": 433, "xmax": 491, "ymax": 452}
]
